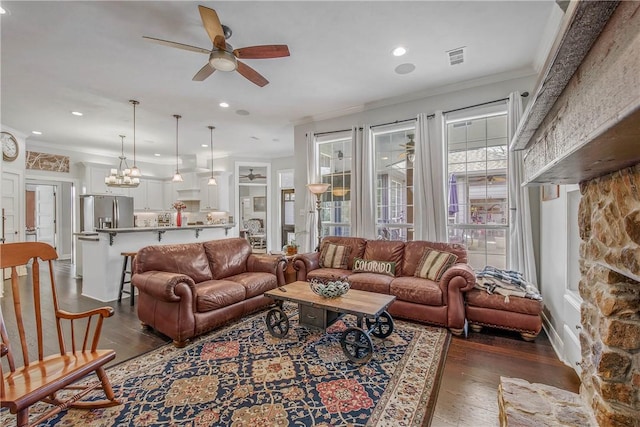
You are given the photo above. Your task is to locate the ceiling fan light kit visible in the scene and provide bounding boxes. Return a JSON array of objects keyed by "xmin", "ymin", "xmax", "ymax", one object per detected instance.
[{"xmin": 209, "ymin": 50, "xmax": 237, "ymax": 72}]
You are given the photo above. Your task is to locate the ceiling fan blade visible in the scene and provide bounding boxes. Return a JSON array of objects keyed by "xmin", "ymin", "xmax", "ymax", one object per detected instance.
[
  {"xmin": 198, "ymin": 5, "xmax": 226, "ymax": 49},
  {"xmin": 142, "ymin": 36, "xmax": 210, "ymax": 54},
  {"xmin": 236, "ymin": 61, "xmax": 269, "ymax": 87},
  {"xmin": 192, "ymin": 63, "xmax": 215, "ymax": 81},
  {"xmin": 233, "ymin": 45, "xmax": 290, "ymax": 59}
]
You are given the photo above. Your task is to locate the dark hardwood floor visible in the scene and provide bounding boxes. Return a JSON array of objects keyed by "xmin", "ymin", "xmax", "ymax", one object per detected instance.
[{"xmin": 2, "ymin": 260, "xmax": 580, "ymax": 426}]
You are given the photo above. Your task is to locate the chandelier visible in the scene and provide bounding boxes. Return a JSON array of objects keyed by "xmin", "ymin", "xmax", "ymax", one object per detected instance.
[{"xmin": 105, "ymin": 135, "xmax": 140, "ymax": 188}]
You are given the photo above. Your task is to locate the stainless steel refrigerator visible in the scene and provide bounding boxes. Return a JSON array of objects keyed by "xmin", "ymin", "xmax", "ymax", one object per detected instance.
[{"xmin": 80, "ymin": 194, "xmax": 134, "ymax": 231}]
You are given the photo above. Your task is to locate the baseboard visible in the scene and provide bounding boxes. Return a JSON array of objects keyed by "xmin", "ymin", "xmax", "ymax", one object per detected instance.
[{"xmin": 541, "ymin": 311, "xmax": 569, "ymax": 366}]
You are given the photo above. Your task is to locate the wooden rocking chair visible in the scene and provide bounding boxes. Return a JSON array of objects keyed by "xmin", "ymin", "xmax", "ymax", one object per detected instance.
[{"xmin": 1, "ymin": 242, "xmax": 120, "ymax": 426}]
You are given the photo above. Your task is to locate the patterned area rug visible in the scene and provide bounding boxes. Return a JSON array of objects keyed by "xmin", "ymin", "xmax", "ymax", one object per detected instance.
[{"xmin": 3, "ymin": 305, "xmax": 450, "ymax": 426}]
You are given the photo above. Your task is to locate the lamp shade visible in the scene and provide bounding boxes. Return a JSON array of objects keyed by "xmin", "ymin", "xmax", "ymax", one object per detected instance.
[{"xmin": 307, "ymin": 183, "xmax": 331, "ymax": 195}]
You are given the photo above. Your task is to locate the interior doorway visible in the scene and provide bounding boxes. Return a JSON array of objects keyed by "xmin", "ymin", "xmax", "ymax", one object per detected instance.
[
  {"xmin": 26, "ymin": 183, "xmax": 57, "ymax": 248},
  {"xmin": 236, "ymin": 162, "xmax": 270, "ymax": 253}
]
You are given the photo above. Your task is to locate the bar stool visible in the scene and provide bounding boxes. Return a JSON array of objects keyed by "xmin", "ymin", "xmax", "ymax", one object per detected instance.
[{"xmin": 118, "ymin": 251, "xmax": 137, "ymax": 305}]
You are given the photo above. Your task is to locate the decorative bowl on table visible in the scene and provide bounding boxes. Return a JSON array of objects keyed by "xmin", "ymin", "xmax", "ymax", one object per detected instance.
[{"xmin": 309, "ymin": 278, "xmax": 350, "ymax": 298}]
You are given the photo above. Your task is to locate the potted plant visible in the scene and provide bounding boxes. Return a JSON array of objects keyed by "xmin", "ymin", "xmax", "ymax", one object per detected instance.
[{"xmin": 284, "ymin": 240, "xmax": 299, "ymax": 256}]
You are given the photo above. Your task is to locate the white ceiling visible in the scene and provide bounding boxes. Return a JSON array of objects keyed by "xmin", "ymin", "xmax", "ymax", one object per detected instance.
[{"xmin": 0, "ymin": 1, "xmax": 558, "ymax": 165}]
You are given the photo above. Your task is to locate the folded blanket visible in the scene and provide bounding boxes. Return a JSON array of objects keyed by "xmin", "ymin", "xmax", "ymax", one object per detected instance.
[{"xmin": 475, "ymin": 266, "xmax": 542, "ymax": 302}]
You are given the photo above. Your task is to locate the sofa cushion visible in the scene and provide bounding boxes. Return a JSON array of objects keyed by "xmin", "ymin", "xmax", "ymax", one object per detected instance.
[
  {"xmin": 319, "ymin": 243, "xmax": 351, "ymax": 269},
  {"xmin": 135, "ymin": 243, "xmax": 213, "ymax": 283},
  {"xmin": 227, "ymin": 272, "xmax": 277, "ymax": 298},
  {"xmin": 466, "ymin": 288, "xmax": 543, "ymax": 316},
  {"xmin": 348, "ymin": 272, "xmax": 392, "ymax": 294},
  {"xmin": 353, "ymin": 258, "xmax": 396, "ymax": 277},
  {"xmin": 415, "ymin": 249, "xmax": 458, "ymax": 281},
  {"xmin": 362, "ymin": 240, "xmax": 404, "ymax": 275},
  {"xmin": 390, "ymin": 277, "xmax": 443, "ymax": 306},
  {"xmin": 204, "ymin": 238, "xmax": 251, "ymax": 280},
  {"xmin": 195, "ymin": 280, "xmax": 246, "ymax": 312},
  {"xmin": 403, "ymin": 241, "xmax": 468, "ymax": 276},
  {"xmin": 307, "ymin": 268, "xmax": 351, "ymax": 283},
  {"xmin": 320, "ymin": 237, "xmax": 367, "ymax": 269}
]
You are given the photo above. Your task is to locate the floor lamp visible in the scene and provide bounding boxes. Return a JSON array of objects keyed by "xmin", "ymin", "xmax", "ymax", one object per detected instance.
[{"xmin": 307, "ymin": 183, "xmax": 330, "ymax": 251}]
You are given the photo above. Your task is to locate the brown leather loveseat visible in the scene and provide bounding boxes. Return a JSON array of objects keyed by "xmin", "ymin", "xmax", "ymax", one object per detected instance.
[
  {"xmin": 133, "ymin": 238, "xmax": 286, "ymax": 346},
  {"xmin": 293, "ymin": 236, "xmax": 476, "ymax": 335}
]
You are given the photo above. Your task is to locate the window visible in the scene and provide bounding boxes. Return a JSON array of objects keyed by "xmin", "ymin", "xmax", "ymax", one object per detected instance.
[
  {"xmin": 446, "ymin": 110, "xmax": 508, "ymax": 269},
  {"xmin": 374, "ymin": 126, "xmax": 415, "ymax": 241},
  {"xmin": 317, "ymin": 135, "xmax": 352, "ymax": 236}
]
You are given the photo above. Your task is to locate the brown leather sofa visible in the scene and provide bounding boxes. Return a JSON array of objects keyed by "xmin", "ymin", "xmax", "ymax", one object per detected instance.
[
  {"xmin": 293, "ymin": 236, "xmax": 476, "ymax": 335},
  {"xmin": 132, "ymin": 238, "xmax": 286, "ymax": 346}
]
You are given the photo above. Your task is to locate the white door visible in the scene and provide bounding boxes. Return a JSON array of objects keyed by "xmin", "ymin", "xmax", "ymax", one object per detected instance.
[
  {"xmin": 36, "ymin": 185, "xmax": 56, "ymax": 248},
  {"xmin": 1, "ymin": 172, "xmax": 20, "ymax": 243}
]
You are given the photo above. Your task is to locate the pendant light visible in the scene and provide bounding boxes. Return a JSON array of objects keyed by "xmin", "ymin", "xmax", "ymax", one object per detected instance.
[
  {"xmin": 207, "ymin": 125, "xmax": 217, "ymax": 186},
  {"xmin": 104, "ymin": 135, "xmax": 139, "ymax": 188},
  {"xmin": 129, "ymin": 100, "xmax": 141, "ymax": 177},
  {"xmin": 172, "ymin": 114, "xmax": 183, "ymax": 182}
]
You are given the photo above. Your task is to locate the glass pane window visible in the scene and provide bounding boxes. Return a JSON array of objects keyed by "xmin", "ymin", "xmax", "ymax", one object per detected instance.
[
  {"xmin": 447, "ymin": 111, "xmax": 508, "ymax": 269},
  {"xmin": 373, "ymin": 126, "xmax": 415, "ymax": 241},
  {"xmin": 316, "ymin": 135, "xmax": 352, "ymax": 237}
]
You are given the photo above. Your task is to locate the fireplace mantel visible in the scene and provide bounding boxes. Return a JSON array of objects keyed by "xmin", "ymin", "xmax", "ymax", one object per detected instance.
[{"xmin": 511, "ymin": 0, "xmax": 640, "ymax": 185}]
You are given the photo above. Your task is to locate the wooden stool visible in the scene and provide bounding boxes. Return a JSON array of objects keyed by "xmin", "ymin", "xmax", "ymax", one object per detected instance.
[{"xmin": 118, "ymin": 251, "xmax": 137, "ymax": 305}]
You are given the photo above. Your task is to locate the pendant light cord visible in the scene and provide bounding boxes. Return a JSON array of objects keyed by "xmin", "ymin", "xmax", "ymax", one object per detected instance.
[
  {"xmin": 174, "ymin": 114, "xmax": 181, "ymax": 173},
  {"xmin": 209, "ymin": 125, "xmax": 215, "ymax": 178}
]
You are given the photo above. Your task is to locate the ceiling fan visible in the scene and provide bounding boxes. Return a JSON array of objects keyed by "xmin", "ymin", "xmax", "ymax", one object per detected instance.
[
  {"xmin": 240, "ymin": 169, "xmax": 267, "ymax": 181},
  {"xmin": 398, "ymin": 134, "xmax": 416, "ymax": 162},
  {"xmin": 143, "ymin": 5, "xmax": 290, "ymax": 87}
]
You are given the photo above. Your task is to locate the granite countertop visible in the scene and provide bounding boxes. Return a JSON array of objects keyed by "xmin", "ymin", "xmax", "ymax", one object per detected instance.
[{"xmin": 95, "ymin": 223, "xmax": 235, "ymax": 233}]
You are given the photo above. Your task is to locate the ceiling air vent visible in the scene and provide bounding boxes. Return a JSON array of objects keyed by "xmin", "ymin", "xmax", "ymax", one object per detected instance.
[{"xmin": 447, "ymin": 47, "xmax": 466, "ymax": 66}]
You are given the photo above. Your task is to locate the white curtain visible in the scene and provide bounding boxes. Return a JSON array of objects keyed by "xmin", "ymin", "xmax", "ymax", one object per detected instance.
[
  {"xmin": 413, "ymin": 112, "xmax": 447, "ymax": 241},
  {"xmin": 351, "ymin": 126, "xmax": 376, "ymax": 239},
  {"xmin": 508, "ymin": 92, "xmax": 538, "ymax": 285},
  {"xmin": 304, "ymin": 132, "xmax": 318, "ymax": 252}
]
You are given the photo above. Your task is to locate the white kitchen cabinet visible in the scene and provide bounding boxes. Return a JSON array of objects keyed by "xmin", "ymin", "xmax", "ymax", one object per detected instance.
[
  {"xmin": 131, "ymin": 180, "xmax": 165, "ymax": 211},
  {"xmin": 199, "ymin": 176, "xmax": 219, "ymax": 211},
  {"xmin": 86, "ymin": 166, "xmax": 129, "ymax": 196},
  {"xmin": 164, "ymin": 180, "xmax": 179, "ymax": 207}
]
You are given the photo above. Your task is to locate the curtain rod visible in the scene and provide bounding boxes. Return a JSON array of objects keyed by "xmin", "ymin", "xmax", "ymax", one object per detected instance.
[{"xmin": 309, "ymin": 92, "xmax": 529, "ymax": 136}]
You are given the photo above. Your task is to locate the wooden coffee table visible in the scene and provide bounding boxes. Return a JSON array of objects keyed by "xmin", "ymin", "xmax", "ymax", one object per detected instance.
[{"xmin": 264, "ymin": 281, "xmax": 396, "ymax": 363}]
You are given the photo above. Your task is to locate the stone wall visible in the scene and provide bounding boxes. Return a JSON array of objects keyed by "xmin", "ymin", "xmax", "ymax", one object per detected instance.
[{"xmin": 578, "ymin": 163, "xmax": 640, "ymax": 426}]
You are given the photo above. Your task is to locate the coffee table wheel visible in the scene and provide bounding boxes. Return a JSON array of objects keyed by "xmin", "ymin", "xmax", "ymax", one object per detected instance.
[
  {"xmin": 340, "ymin": 327, "xmax": 374, "ymax": 364},
  {"xmin": 266, "ymin": 308, "xmax": 290, "ymax": 338},
  {"xmin": 365, "ymin": 311, "xmax": 395, "ymax": 339}
]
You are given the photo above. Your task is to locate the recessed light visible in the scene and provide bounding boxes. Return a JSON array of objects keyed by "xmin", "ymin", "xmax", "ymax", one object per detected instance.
[
  {"xmin": 154, "ymin": 153, "xmax": 161, "ymax": 157},
  {"xmin": 201, "ymin": 144, "xmax": 208, "ymax": 148},
  {"xmin": 219, "ymin": 102, "xmax": 229, "ymax": 108},
  {"xmin": 381, "ymin": 156, "xmax": 389, "ymax": 160},
  {"xmin": 395, "ymin": 63, "xmax": 416, "ymax": 75},
  {"xmin": 32, "ymin": 131, "xmax": 42, "ymax": 135},
  {"xmin": 392, "ymin": 46, "xmax": 407, "ymax": 57},
  {"xmin": 71, "ymin": 111, "xmax": 83, "ymax": 116},
  {"xmin": 0, "ymin": 7, "xmax": 6, "ymax": 14}
]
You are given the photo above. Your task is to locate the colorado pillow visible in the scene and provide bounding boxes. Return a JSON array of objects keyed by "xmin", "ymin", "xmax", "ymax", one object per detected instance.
[
  {"xmin": 319, "ymin": 243, "xmax": 351, "ymax": 269},
  {"xmin": 415, "ymin": 249, "xmax": 458, "ymax": 281},
  {"xmin": 353, "ymin": 258, "xmax": 396, "ymax": 277}
]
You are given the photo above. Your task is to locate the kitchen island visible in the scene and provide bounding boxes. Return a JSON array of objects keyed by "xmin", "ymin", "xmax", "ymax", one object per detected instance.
[{"xmin": 81, "ymin": 224, "xmax": 236, "ymax": 302}]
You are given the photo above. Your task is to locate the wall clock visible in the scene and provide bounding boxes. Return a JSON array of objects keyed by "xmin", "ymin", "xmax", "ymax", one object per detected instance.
[{"xmin": 1, "ymin": 131, "xmax": 19, "ymax": 162}]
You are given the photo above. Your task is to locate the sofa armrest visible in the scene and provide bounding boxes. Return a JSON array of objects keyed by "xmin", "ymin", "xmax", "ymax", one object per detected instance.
[
  {"xmin": 247, "ymin": 254, "xmax": 287, "ymax": 285},
  {"xmin": 132, "ymin": 271, "xmax": 196, "ymax": 303},
  {"xmin": 292, "ymin": 252, "xmax": 320, "ymax": 281},
  {"xmin": 440, "ymin": 263, "xmax": 476, "ymax": 292},
  {"xmin": 439, "ymin": 263, "xmax": 476, "ymax": 331}
]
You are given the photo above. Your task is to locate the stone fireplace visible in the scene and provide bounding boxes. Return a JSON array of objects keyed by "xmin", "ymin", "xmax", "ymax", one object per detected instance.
[
  {"xmin": 505, "ymin": 1, "xmax": 640, "ymax": 425},
  {"xmin": 578, "ymin": 164, "xmax": 640, "ymax": 426}
]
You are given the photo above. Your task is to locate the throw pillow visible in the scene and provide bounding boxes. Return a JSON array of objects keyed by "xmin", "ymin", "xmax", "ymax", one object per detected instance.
[
  {"xmin": 415, "ymin": 249, "xmax": 458, "ymax": 281},
  {"xmin": 319, "ymin": 243, "xmax": 351, "ymax": 269},
  {"xmin": 352, "ymin": 257, "xmax": 396, "ymax": 277}
]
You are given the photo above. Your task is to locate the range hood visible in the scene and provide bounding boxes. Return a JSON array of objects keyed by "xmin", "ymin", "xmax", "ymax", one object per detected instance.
[{"xmin": 176, "ymin": 188, "xmax": 200, "ymax": 201}]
